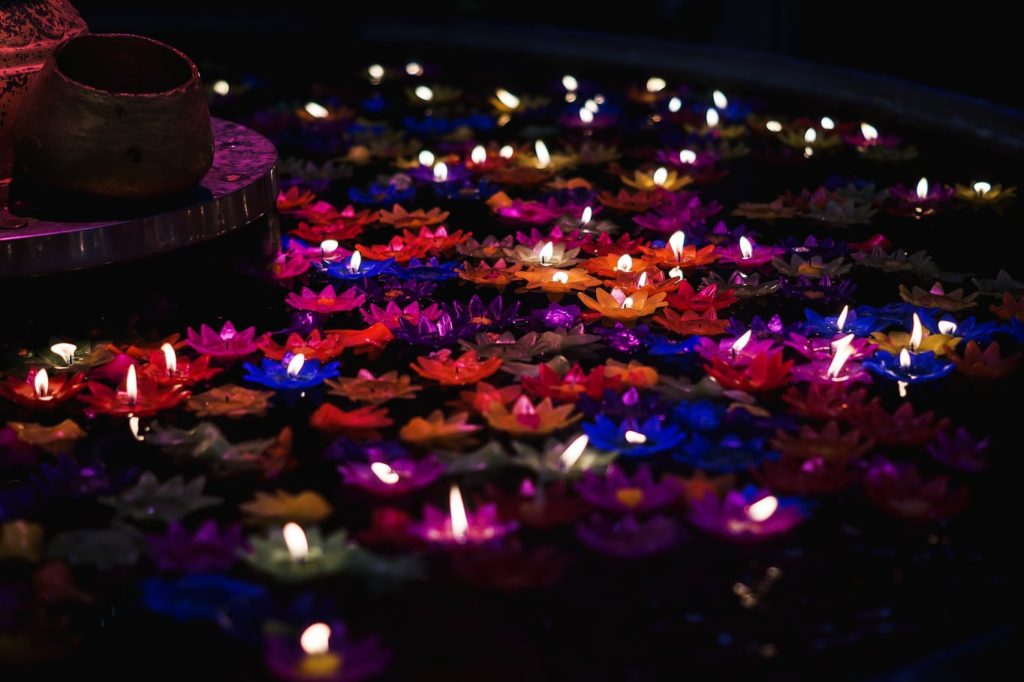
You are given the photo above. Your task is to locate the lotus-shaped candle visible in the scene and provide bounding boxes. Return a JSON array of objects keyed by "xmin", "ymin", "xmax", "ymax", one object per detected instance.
[
  {"xmin": 576, "ymin": 514, "xmax": 682, "ymax": 558},
  {"xmin": 688, "ymin": 486, "xmax": 805, "ymax": 541},
  {"xmin": 140, "ymin": 347, "xmax": 220, "ymax": 387},
  {"xmin": 869, "ymin": 316, "xmax": 960, "ymax": 357},
  {"xmin": 409, "ymin": 485, "xmax": 517, "ymax": 546},
  {"xmin": 863, "ymin": 460, "xmax": 968, "ymax": 523},
  {"xmin": 951, "ymin": 341, "xmax": 1021, "ymax": 378},
  {"xmin": 514, "ymin": 266, "xmax": 601, "ymax": 297},
  {"xmin": 621, "ymin": 167, "xmax": 692, "ymax": 192},
  {"xmin": 898, "ymin": 283, "xmax": 978, "ymax": 312},
  {"xmin": 704, "ymin": 351, "xmax": 793, "ymax": 392},
  {"xmin": 864, "ymin": 349, "xmax": 955, "ymax": 384},
  {"xmin": 264, "ymin": 621, "xmax": 391, "ymax": 682},
  {"xmin": 321, "ymin": 254, "xmax": 397, "ymax": 281},
  {"xmin": 186, "ymin": 384, "xmax": 274, "ymax": 418},
  {"xmin": 581, "ymin": 253, "xmax": 656, "ymax": 279},
  {"xmin": 507, "ymin": 434, "xmax": 617, "ymax": 480},
  {"xmin": 79, "ymin": 367, "xmax": 190, "ymax": 417},
  {"xmin": 575, "ymin": 465, "xmax": 681, "ymax": 513},
  {"xmin": 695, "ymin": 332, "xmax": 780, "ymax": 365},
  {"xmin": 886, "ymin": 177, "xmax": 953, "ymax": 218},
  {"xmin": 952, "ymin": 181, "xmax": 1016, "ymax": 211},
  {"xmin": 578, "ymin": 287, "xmax": 667, "ymax": 323},
  {"xmin": 285, "ymin": 285, "xmax": 366, "ymax": 314},
  {"xmin": 241, "ymin": 490, "xmax": 333, "ymax": 525},
  {"xmin": 399, "ymin": 410, "xmax": 480, "ymax": 447},
  {"xmin": 754, "ymin": 455, "xmax": 861, "ymax": 494},
  {"xmin": 582, "ymin": 414, "xmax": 684, "ymax": 457},
  {"xmin": 458, "ymin": 259, "xmax": 523, "ymax": 291},
  {"xmin": 927, "ymin": 427, "xmax": 990, "ymax": 473},
  {"xmin": 242, "ymin": 525, "xmax": 360, "ymax": 582},
  {"xmin": 100, "ymin": 472, "xmax": 220, "ymax": 523},
  {"xmin": 0, "ymin": 368, "xmax": 85, "ymax": 408},
  {"xmin": 410, "ymin": 349, "xmax": 502, "ymax": 385},
  {"xmin": 801, "ymin": 306, "xmax": 883, "ymax": 337},
  {"xmin": 376, "ymin": 203, "xmax": 449, "ymax": 228},
  {"xmin": 521, "ymin": 363, "xmax": 621, "ymax": 402},
  {"xmin": 770, "ymin": 421, "xmax": 874, "ymax": 463},
  {"xmin": 503, "ymin": 240, "xmax": 581, "ymax": 267},
  {"xmin": 257, "ymin": 330, "xmax": 347, "ymax": 363},
  {"xmin": 597, "ymin": 188, "xmax": 666, "ymax": 213},
  {"xmin": 243, "ymin": 355, "xmax": 341, "ymax": 391},
  {"xmin": 484, "ymin": 395, "xmax": 580, "ymax": 437},
  {"xmin": 654, "ymin": 308, "xmax": 730, "ymax": 336},
  {"xmin": 325, "ymin": 370, "xmax": 422, "ymax": 403},
  {"xmin": 148, "ymin": 521, "xmax": 245, "ymax": 573},
  {"xmin": 339, "ymin": 454, "xmax": 444, "ymax": 496}
]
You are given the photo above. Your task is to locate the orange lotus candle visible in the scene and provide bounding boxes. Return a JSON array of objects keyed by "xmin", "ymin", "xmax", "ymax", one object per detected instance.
[
  {"xmin": 514, "ymin": 266, "xmax": 601, "ymax": 298},
  {"xmin": 578, "ymin": 287, "xmax": 668, "ymax": 323}
]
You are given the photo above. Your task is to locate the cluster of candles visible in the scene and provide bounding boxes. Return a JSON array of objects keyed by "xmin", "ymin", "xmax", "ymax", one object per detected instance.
[{"xmin": 4, "ymin": 56, "xmax": 1018, "ymax": 679}]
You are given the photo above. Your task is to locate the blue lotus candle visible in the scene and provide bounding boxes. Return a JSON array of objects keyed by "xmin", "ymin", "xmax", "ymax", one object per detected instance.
[
  {"xmin": 864, "ymin": 349, "xmax": 955, "ymax": 385},
  {"xmin": 243, "ymin": 354, "xmax": 341, "ymax": 390}
]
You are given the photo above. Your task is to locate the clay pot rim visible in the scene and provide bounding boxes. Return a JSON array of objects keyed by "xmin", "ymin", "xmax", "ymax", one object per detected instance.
[{"xmin": 50, "ymin": 32, "xmax": 200, "ymax": 98}]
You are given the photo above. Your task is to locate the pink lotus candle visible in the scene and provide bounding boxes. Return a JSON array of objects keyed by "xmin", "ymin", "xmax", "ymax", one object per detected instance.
[{"xmin": 409, "ymin": 484, "xmax": 517, "ymax": 546}]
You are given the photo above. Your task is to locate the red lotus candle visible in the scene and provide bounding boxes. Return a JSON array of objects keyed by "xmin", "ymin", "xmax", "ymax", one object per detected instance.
[
  {"xmin": 79, "ymin": 365, "xmax": 189, "ymax": 417},
  {"xmin": 0, "ymin": 368, "xmax": 85, "ymax": 409},
  {"xmin": 140, "ymin": 344, "xmax": 221, "ymax": 387}
]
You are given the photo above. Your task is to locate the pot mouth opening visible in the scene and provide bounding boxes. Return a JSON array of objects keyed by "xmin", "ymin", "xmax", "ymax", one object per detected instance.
[{"xmin": 54, "ymin": 34, "xmax": 195, "ymax": 95}]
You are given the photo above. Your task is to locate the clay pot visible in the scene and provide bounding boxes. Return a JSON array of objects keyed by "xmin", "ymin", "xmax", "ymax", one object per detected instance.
[
  {"xmin": 12, "ymin": 33, "xmax": 214, "ymax": 199},
  {"xmin": 0, "ymin": 0, "xmax": 88, "ymax": 179}
]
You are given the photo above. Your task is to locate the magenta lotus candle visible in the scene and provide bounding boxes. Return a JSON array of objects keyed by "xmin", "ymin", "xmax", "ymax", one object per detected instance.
[
  {"xmin": 185, "ymin": 321, "xmax": 259, "ymax": 360},
  {"xmin": 887, "ymin": 177, "xmax": 954, "ymax": 218},
  {"xmin": 716, "ymin": 236, "xmax": 784, "ymax": 268},
  {"xmin": 687, "ymin": 486, "xmax": 806, "ymax": 541},
  {"xmin": 695, "ymin": 329, "xmax": 779, "ymax": 365},
  {"xmin": 338, "ymin": 455, "xmax": 444, "ymax": 496},
  {"xmin": 409, "ymin": 484, "xmax": 517, "ymax": 546}
]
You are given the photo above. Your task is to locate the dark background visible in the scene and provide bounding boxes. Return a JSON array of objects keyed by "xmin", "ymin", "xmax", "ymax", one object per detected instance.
[{"xmin": 70, "ymin": 0, "xmax": 1020, "ymax": 109}]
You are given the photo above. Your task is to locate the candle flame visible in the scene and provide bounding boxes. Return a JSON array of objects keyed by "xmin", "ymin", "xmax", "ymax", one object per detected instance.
[
  {"xmin": 414, "ymin": 85, "xmax": 433, "ymax": 101},
  {"xmin": 559, "ymin": 434, "xmax": 589, "ymax": 470},
  {"xmin": 668, "ymin": 266, "xmax": 684, "ymax": 280},
  {"xmin": 705, "ymin": 107, "xmax": 720, "ymax": 128},
  {"xmin": 836, "ymin": 305, "xmax": 849, "ymax": 331},
  {"xmin": 287, "ymin": 353, "xmax": 306, "ymax": 377},
  {"xmin": 820, "ymin": 116, "xmax": 835, "ymax": 130},
  {"xmin": 495, "ymin": 88, "xmax": 520, "ymax": 109},
  {"xmin": 320, "ymin": 239, "xmax": 339, "ymax": 256},
  {"xmin": 405, "ymin": 61, "xmax": 423, "ymax": 76},
  {"xmin": 418, "ymin": 150, "xmax": 435, "ymax": 166},
  {"xmin": 562, "ymin": 75, "xmax": 578, "ymax": 92},
  {"xmin": 712, "ymin": 90, "xmax": 728, "ymax": 109},
  {"xmin": 579, "ymin": 108, "xmax": 594, "ymax": 124},
  {"xmin": 624, "ymin": 430, "xmax": 648, "ymax": 444},
  {"xmin": 212, "ymin": 80, "xmax": 230, "ymax": 96},
  {"xmin": 668, "ymin": 231, "xmax": 686, "ymax": 260},
  {"xmin": 636, "ymin": 271, "xmax": 648, "ymax": 288},
  {"xmin": 348, "ymin": 250, "xmax": 362, "ymax": 272},
  {"xmin": 898, "ymin": 380, "xmax": 908, "ymax": 398},
  {"xmin": 51, "ymin": 342, "xmax": 77, "ymax": 366},
  {"xmin": 746, "ymin": 496, "xmax": 778, "ymax": 522},
  {"xmin": 125, "ymin": 365, "xmax": 138, "ymax": 405},
  {"xmin": 34, "ymin": 369, "xmax": 49, "ymax": 398},
  {"xmin": 668, "ymin": 96, "xmax": 682, "ymax": 112},
  {"xmin": 831, "ymin": 333, "xmax": 855, "ymax": 353},
  {"xmin": 973, "ymin": 181, "xmax": 991, "ymax": 196},
  {"xmin": 826, "ymin": 343, "xmax": 857, "ymax": 380},
  {"xmin": 621, "ymin": 296, "xmax": 635, "ymax": 310},
  {"xmin": 368, "ymin": 64, "xmax": 384, "ymax": 80},
  {"xmin": 160, "ymin": 343, "xmax": 177, "ymax": 375},
  {"xmin": 615, "ymin": 254, "xmax": 633, "ymax": 272},
  {"xmin": 551, "ymin": 270, "xmax": 570, "ymax": 284},
  {"xmin": 304, "ymin": 101, "xmax": 329, "ymax": 119},
  {"xmin": 899, "ymin": 348, "xmax": 912, "ymax": 369},
  {"xmin": 732, "ymin": 330, "xmax": 753, "ymax": 353},
  {"xmin": 534, "ymin": 140, "xmax": 551, "ymax": 169},
  {"xmin": 739, "ymin": 236, "xmax": 753, "ymax": 260},
  {"xmin": 804, "ymin": 128, "xmax": 817, "ymax": 143},
  {"xmin": 301, "ymin": 623, "xmax": 331, "ymax": 656},
  {"xmin": 449, "ymin": 484, "xmax": 469, "ymax": 542},
  {"xmin": 581, "ymin": 206, "xmax": 592, "ymax": 225},
  {"xmin": 860, "ymin": 122, "xmax": 878, "ymax": 141},
  {"xmin": 916, "ymin": 177, "xmax": 929, "ymax": 200},
  {"xmin": 585, "ymin": 99, "xmax": 599, "ymax": 113},
  {"xmin": 470, "ymin": 145, "xmax": 487, "ymax": 164},
  {"xmin": 370, "ymin": 462, "xmax": 400, "ymax": 484},
  {"xmin": 765, "ymin": 120, "xmax": 782, "ymax": 132},
  {"xmin": 652, "ymin": 167, "xmax": 669, "ymax": 187},
  {"xmin": 499, "ymin": 145, "xmax": 514, "ymax": 159},
  {"xmin": 538, "ymin": 241, "xmax": 554, "ymax": 265},
  {"xmin": 938, "ymin": 320, "xmax": 958, "ymax": 335},
  {"xmin": 646, "ymin": 77, "xmax": 666, "ymax": 93},
  {"xmin": 283, "ymin": 522, "xmax": 309, "ymax": 560},
  {"xmin": 910, "ymin": 313, "xmax": 923, "ymax": 350},
  {"xmin": 678, "ymin": 149, "xmax": 697, "ymax": 164},
  {"xmin": 433, "ymin": 162, "xmax": 449, "ymax": 182}
]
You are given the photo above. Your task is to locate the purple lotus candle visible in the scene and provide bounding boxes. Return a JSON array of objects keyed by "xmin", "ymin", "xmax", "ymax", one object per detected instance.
[
  {"xmin": 688, "ymin": 486, "xmax": 805, "ymax": 541},
  {"xmin": 265, "ymin": 621, "xmax": 390, "ymax": 681},
  {"xmin": 717, "ymin": 236, "xmax": 784, "ymax": 268},
  {"xmin": 338, "ymin": 455, "xmax": 444, "ymax": 496}
]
